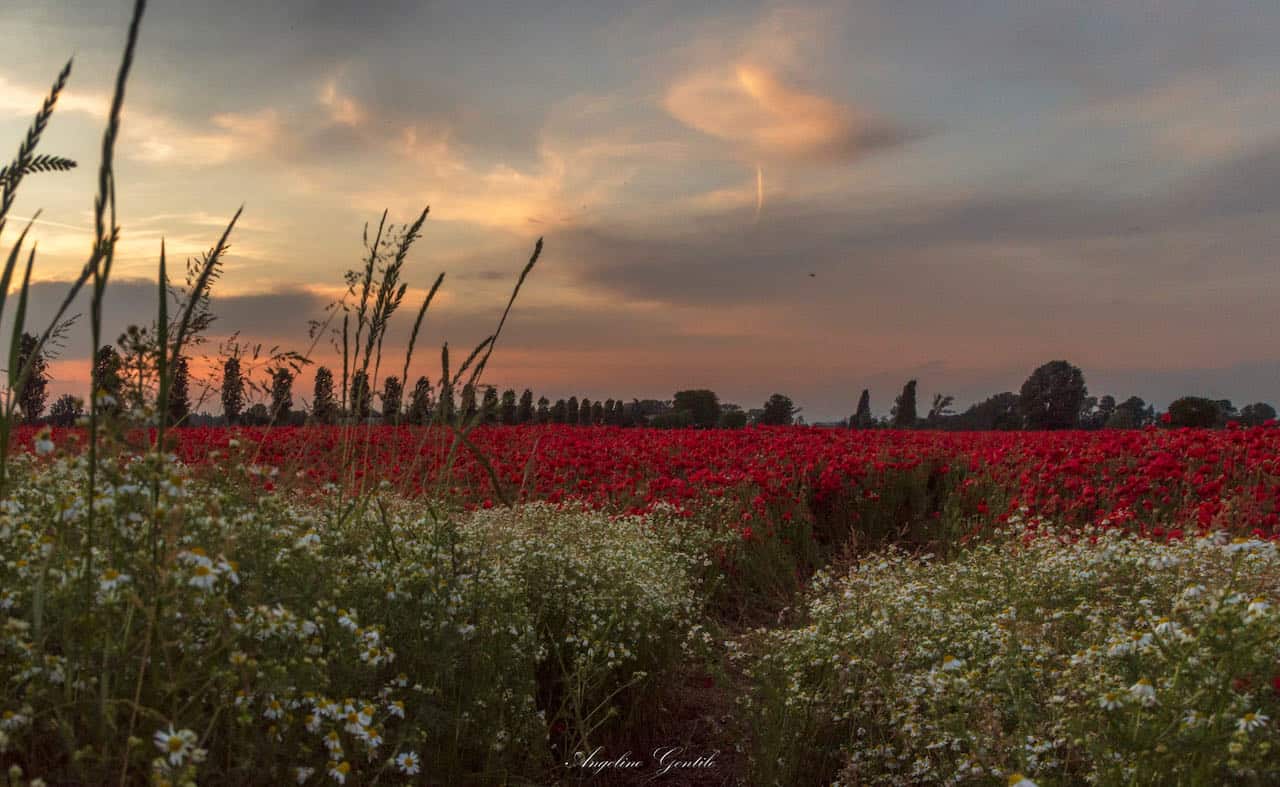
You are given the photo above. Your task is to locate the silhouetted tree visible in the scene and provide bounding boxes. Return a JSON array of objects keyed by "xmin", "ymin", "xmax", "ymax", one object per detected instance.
[
  {"xmin": 268, "ymin": 367, "xmax": 294, "ymax": 424},
  {"xmin": 1107, "ymin": 396, "xmax": 1150, "ymax": 429},
  {"xmin": 481, "ymin": 386, "xmax": 499, "ymax": 424},
  {"xmin": 1019, "ymin": 361, "xmax": 1086, "ymax": 430},
  {"xmin": 948, "ymin": 392, "xmax": 1021, "ymax": 431},
  {"xmin": 1097, "ymin": 395, "xmax": 1116, "ymax": 426},
  {"xmin": 406, "ymin": 376, "xmax": 433, "ymax": 425},
  {"xmin": 759, "ymin": 393, "xmax": 797, "ymax": 426},
  {"xmin": 221, "ymin": 356, "xmax": 245, "ymax": 425},
  {"xmin": 167, "ymin": 355, "xmax": 191, "ymax": 426},
  {"xmin": 14, "ymin": 333, "xmax": 49, "ymax": 424},
  {"xmin": 891, "ymin": 380, "xmax": 918, "ymax": 429},
  {"xmin": 673, "ymin": 389, "xmax": 721, "ymax": 428},
  {"xmin": 566, "ymin": 396, "xmax": 579, "ymax": 424},
  {"xmin": 591, "ymin": 400, "xmax": 604, "ymax": 425},
  {"xmin": 94, "ymin": 345, "xmax": 125, "ymax": 416},
  {"xmin": 381, "ymin": 375, "xmax": 402, "ymax": 424},
  {"xmin": 1240, "ymin": 402, "xmax": 1277, "ymax": 427},
  {"xmin": 313, "ymin": 367, "xmax": 337, "ymax": 424},
  {"xmin": 245, "ymin": 402, "xmax": 270, "ymax": 426},
  {"xmin": 48, "ymin": 394, "xmax": 84, "ymax": 427},
  {"xmin": 551, "ymin": 398, "xmax": 567, "ymax": 424},
  {"xmin": 853, "ymin": 389, "xmax": 872, "ymax": 429},
  {"xmin": 437, "ymin": 380, "xmax": 455, "ymax": 423},
  {"xmin": 535, "ymin": 395, "xmax": 550, "ymax": 424},
  {"xmin": 927, "ymin": 393, "xmax": 955, "ymax": 424},
  {"xmin": 460, "ymin": 384, "xmax": 478, "ymax": 423},
  {"xmin": 349, "ymin": 370, "xmax": 372, "ymax": 421},
  {"xmin": 579, "ymin": 397, "xmax": 593, "ymax": 425},
  {"xmin": 517, "ymin": 389, "xmax": 534, "ymax": 424},
  {"xmin": 1166, "ymin": 396, "xmax": 1219, "ymax": 428},
  {"xmin": 501, "ymin": 389, "xmax": 517, "ymax": 425}
]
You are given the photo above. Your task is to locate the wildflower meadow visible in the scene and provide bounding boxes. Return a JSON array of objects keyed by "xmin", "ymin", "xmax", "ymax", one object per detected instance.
[{"xmin": 3, "ymin": 2, "xmax": 1280, "ymax": 786}]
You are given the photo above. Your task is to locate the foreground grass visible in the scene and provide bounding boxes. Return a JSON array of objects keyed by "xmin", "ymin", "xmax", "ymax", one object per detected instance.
[
  {"xmin": 0, "ymin": 451, "xmax": 726, "ymax": 785},
  {"xmin": 737, "ymin": 517, "xmax": 1280, "ymax": 786}
]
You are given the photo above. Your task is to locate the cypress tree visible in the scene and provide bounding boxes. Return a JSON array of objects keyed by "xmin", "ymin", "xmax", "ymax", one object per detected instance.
[{"xmin": 312, "ymin": 367, "xmax": 337, "ymax": 424}]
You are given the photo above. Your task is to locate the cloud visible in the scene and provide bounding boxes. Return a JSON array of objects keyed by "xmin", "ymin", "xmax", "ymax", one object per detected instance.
[
  {"xmin": 664, "ymin": 63, "xmax": 907, "ymax": 163},
  {"xmin": 0, "ymin": 72, "xmax": 282, "ymax": 166},
  {"xmin": 319, "ymin": 77, "xmax": 366, "ymax": 128}
]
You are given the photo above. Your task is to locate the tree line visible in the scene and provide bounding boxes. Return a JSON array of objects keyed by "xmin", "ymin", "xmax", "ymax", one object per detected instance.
[
  {"xmin": 847, "ymin": 360, "xmax": 1275, "ymax": 430},
  {"xmin": 9, "ymin": 343, "xmax": 1274, "ymax": 431}
]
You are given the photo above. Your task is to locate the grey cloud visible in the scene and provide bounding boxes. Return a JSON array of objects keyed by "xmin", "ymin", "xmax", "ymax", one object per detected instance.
[{"xmin": 559, "ymin": 131, "xmax": 1280, "ymax": 310}]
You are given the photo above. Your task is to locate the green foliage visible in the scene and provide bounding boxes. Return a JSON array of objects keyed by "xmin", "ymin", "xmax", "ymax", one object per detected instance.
[
  {"xmin": 1020, "ymin": 360, "xmax": 1087, "ymax": 430},
  {"xmin": 14, "ymin": 332, "xmax": 48, "ymax": 424},
  {"xmin": 926, "ymin": 392, "xmax": 955, "ymax": 424},
  {"xmin": 221, "ymin": 355, "xmax": 244, "ymax": 424},
  {"xmin": 853, "ymin": 389, "xmax": 872, "ymax": 429},
  {"xmin": 270, "ymin": 366, "xmax": 293, "ymax": 423},
  {"xmin": 947, "ymin": 392, "xmax": 1022, "ymax": 431},
  {"xmin": 311, "ymin": 366, "xmax": 337, "ymax": 424},
  {"xmin": 481, "ymin": 385, "xmax": 499, "ymax": 424},
  {"xmin": 891, "ymin": 379, "xmax": 918, "ymax": 428},
  {"xmin": 459, "ymin": 383, "xmax": 478, "ymax": 423},
  {"xmin": 673, "ymin": 388, "xmax": 721, "ymax": 429},
  {"xmin": 759, "ymin": 393, "xmax": 797, "ymax": 426},
  {"xmin": 406, "ymin": 375, "xmax": 432, "ymax": 426},
  {"xmin": 166, "ymin": 354, "xmax": 191, "ymax": 426},
  {"xmin": 93, "ymin": 345, "xmax": 124, "ymax": 416},
  {"xmin": 1240, "ymin": 402, "xmax": 1277, "ymax": 427},
  {"xmin": 380, "ymin": 375, "xmax": 402, "ymax": 424},
  {"xmin": 348, "ymin": 370, "xmax": 372, "ymax": 421},
  {"xmin": 517, "ymin": 389, "xmax": 534, "ymax": 424},
  {"xmin": 1167, "ymin": 396, "xmax": 1221, "ymax": 428},
  {"xmin": 1107, "ymin": 396, "xmax": 1152, "ymax": 429},
  {"xmin": 48, "ymin": 393, "xmax": 83, "ymax": 427},
  {"xmin": 651, "ymin": 409, "xmax": 694, "ymax": 429}
]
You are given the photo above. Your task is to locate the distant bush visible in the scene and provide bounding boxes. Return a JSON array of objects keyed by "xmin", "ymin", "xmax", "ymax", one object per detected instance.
[
  {"xmin": 651, "ymin": 409, "xmax": 694, "ymax": 429},
  {"xmin": 1167, "ymin": 396, "xmax": 1221, "ymax": 428}
]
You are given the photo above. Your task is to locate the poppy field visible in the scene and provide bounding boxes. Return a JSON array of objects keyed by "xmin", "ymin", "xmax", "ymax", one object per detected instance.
[
  {"xmin": 21, "ymin": 422, "xmax": 1280, "ymax": 540},
  {"xmin": 7, "ymin": 424, "xmax": 1280, "ymax": 785}
]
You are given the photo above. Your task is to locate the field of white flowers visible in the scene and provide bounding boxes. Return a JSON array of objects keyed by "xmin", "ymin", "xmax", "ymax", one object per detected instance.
[
  {"xmin": 4, "ymin": 446, "xmax": 1280, "ymax": 785},
  {"xmin": 0, "ymin": 449, "xmax": 731, "ymax": 784},
  {"xmin": 736, "ymin": 516, "xmax": 1280, "ymax": 786}
]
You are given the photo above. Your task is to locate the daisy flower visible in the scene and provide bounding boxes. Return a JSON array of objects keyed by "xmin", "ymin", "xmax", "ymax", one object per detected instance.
[
  {"xmin": 153, "ymin": 725, "xmax": 197, "ymax": 766},
  {"xmin": 99, "ymin": 569, "xmax": 131, "ymax": 595},
  {"xmin": 327, "ymin": 760, "xmax": 351, "ymax": 784},
  {"xmin": 396, "ymin": 751, "xmax": 421, "ymax": 776},
  {"xmin": 1237, "ymin": 711, "xmax": 1270, "ymax": 733},
  {"xmin": 1098, "ymin": 691, "xmax": 1123, "ymax": 711},
  {"xmin": 1128, "ymin": 678, "xmax": 1157, "ymax": 707}
]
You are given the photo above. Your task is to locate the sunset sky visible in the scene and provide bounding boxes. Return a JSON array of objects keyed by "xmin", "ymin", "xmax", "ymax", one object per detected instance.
[{"xmin": 3, "ymin": 0, "xmax": 1280, "ymax": 420}]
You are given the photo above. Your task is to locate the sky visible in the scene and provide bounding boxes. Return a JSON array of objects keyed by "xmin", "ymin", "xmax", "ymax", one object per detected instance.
[{"xmin": 2, "ymin": 0, "xmax": 1280, "ymax": 421}]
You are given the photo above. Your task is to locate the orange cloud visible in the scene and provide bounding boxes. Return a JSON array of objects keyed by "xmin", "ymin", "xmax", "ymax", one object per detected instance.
[
  {"xmin": 319, "ymin": 78, "xmax": 366, "ymax": 127},
  {"xmin": 664, "ymin": 63, "xmax": 904, "ymax": 162},
  {"xmin": 0, "ymin": 72, "xmax": 280, "ymax": 166}
]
